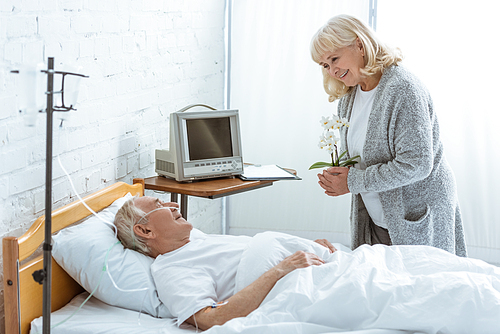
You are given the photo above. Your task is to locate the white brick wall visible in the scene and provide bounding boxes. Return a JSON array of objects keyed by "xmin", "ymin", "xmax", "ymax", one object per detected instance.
[{"xmin": 0, "ymin": 0, "xmax": 227, "ymax": 331}]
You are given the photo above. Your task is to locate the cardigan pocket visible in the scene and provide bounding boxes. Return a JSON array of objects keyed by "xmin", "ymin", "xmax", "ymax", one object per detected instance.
[{"xmin": 401, "ymin": 204, "xmax": 432, "ymax": 245}]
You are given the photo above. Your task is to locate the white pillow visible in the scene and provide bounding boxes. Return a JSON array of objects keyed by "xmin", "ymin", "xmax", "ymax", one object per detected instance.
[{"xmin": 52, "ymin": 193, "xmax": 172, "ymax": 318}]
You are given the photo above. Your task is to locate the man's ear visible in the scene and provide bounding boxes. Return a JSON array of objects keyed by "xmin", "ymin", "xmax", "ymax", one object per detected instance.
[{"xmin": 133, "ymin": 224, "xmax": 154, "ymax": 239}]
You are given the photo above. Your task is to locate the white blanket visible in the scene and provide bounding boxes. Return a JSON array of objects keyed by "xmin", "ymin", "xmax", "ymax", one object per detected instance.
[{"xmin": 208, "ymin": 232, "xmax": 500, "ymax": 334}]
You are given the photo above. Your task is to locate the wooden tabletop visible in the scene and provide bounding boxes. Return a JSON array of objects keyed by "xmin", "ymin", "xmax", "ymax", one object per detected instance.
[{"xmin": 134, "ymin": 176, "xmax": 275, "ymax": 199}]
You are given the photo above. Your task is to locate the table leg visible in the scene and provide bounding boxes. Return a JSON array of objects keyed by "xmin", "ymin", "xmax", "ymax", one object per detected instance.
[
  {"xmin": 170, "ymin": 192, "xmax": 188, "ymax": 218},
  {"xmin": 180, "ymin": 194, "xmax": 188, "ymax": 219}
]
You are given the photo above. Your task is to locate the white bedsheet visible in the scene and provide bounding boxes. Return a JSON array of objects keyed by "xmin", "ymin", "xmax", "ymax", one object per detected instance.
[
  {"xmin": 207, "ymin": 232, "xmax": 500, "ymax": 334},
  {"xmin": 31, "ymin": 293, "xmax": 407, "ymax": 334},
  {"xmin": 32, "ymin": 232, "xmax": 500, "ymax": 334},
  {"xmin": 30, "ymin": 293, "xmax": 196, "ymax": 334}
]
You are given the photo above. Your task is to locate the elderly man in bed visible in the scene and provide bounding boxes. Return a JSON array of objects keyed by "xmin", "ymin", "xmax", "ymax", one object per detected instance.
[
  {"xmin": 114, "ymin": 196, "xmax": 500, "ymax": 333},
  {"xmin": 114, "ymin": 196, "xmax": 334, "ymax": 330}
]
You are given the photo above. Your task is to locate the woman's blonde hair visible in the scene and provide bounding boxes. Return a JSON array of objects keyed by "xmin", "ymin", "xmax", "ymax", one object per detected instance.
[
  {"xmin": 113, "ymin": 197, "xmax": 152, "ymax": 256},
  {"xmin": 310, "ymin": 14, "xmax": 403, "ymax": 102}
]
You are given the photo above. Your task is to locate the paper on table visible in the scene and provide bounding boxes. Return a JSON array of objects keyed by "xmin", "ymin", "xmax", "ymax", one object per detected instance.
[{"xmin": 239, "ymin": 165, "xmax": 301, "ymax": 180}]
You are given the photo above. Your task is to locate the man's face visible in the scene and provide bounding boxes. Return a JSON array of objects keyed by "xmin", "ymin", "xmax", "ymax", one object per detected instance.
[{"xmin": 134, "ymin": 196, "xmax": 192, "ymax": 251}]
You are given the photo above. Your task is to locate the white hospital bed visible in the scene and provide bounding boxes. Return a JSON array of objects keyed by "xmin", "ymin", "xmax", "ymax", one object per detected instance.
[{"xmin": 4, "ymin": 182, "xmax": 499, "ymax": 334}]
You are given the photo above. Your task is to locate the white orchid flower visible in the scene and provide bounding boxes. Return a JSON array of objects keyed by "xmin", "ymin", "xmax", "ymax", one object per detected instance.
[
  {"xmin": 320, "ymin": 116, "xmax": 331, "ymax": 130},
  {"xmin": 310, "ymin": 114, "xmax": 359, "ymax": 170},
  {"xmin": 318, "ymin": 135, "xmax": 328, "ymax": 149},
  {"xmin": 323, "ymin": 131, "xmax": 339, "ymax": 143},
  {"xmin": 324, "ymin": 131, "xmax": 334, "ymax": 139}
]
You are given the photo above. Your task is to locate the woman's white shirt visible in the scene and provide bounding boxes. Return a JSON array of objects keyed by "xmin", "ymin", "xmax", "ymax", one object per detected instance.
[{"xmin": 347, "ymin": 85, "xmax": 387, "ymax": 229}]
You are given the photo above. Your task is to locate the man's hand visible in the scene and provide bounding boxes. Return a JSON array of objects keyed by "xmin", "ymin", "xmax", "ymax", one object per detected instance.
[
  {"xmin": 186, "ymin": 251, "xmax": 325, "ymax": 330},
  {"xmin": 186, "ymin": 250, "xmax": 324, "ymax": 330},
  {"xmin": 314, "ymin": 239, "xmax": 337, "ymax": 253},
  {"xmin": 274, "ymin": 251, "xmax": 325, "ymax": 279}
]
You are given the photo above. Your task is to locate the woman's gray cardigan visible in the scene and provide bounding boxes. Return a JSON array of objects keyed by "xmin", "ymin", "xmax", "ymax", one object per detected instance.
[{"xmin": 338, "ymin": 65, "xmax": 467, "ymax": 257}]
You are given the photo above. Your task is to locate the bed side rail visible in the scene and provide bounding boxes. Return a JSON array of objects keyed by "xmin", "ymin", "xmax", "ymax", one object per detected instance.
[{"xmin": 3, "ymin": 236, "xmax": 21, "ymax": 334}]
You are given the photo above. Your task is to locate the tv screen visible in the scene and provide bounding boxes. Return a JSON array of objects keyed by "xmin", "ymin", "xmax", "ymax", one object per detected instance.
[{"xmin": 186, "ymin": 117, "xmax": 233, "ymax": 160}]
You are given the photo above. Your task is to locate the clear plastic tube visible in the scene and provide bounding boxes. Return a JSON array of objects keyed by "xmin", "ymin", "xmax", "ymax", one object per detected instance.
[{"xmin": 47, "ymin": 139, "xmax": 152, "ymax": 330}]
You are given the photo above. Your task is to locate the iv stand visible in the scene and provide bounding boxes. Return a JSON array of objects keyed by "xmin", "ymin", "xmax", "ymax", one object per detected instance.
[
  {"xmin": 42, "ymin": 56, "xmax": 55, "ymax": 334},
  {"xmin": 18, "ymin": 57, "xmax": 88, "ymax": 334}
]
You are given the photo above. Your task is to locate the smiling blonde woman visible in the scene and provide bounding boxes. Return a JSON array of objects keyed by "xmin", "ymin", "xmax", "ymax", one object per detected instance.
[{"xmin": 310, "ymin": 14, "xmax": 466, "ymax": 256}]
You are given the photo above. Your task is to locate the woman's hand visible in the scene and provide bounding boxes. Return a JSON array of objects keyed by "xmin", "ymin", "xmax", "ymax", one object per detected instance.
[
  {"xmin": 274, "ymin": 251, "xmax": 325, "ymax": 279},
  {"xmin": 317, "ymin": 167, "xmax": 350, "ymax": 197},
  {"xmin": 314, "ymin": 239, "xmax": 337, "ymax": 253}
]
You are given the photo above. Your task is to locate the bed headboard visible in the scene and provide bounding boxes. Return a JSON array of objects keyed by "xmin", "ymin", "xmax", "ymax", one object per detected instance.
[{"xmin": 3, "ymin": 181, "xmax": 144, "ymax": 334}]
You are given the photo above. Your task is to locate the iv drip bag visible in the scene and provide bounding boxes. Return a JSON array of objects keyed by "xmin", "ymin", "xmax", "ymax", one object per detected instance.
[{"xmin": 17, "ymin": 63, "xmax": 45, "ymax": 127}]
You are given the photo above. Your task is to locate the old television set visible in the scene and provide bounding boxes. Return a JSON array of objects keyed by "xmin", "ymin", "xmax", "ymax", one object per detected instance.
[{"xmin": 155, "ymin": 106, "xmax": 244, "ymax": 182}]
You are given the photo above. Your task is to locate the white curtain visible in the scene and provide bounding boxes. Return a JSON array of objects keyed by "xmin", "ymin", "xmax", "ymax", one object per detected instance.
[
  {"xmin": 227, "ymin": 0, "xmax": 370, "ymax": 245},
  {"xmin": 376, "ymin": 0, "xmax": 500, "ymax": 263}
]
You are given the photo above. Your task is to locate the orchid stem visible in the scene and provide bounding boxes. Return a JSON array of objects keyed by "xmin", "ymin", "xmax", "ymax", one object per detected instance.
[{"xmin": 333, "ymin": 145, "xmax": 339, "ymax": 166}]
